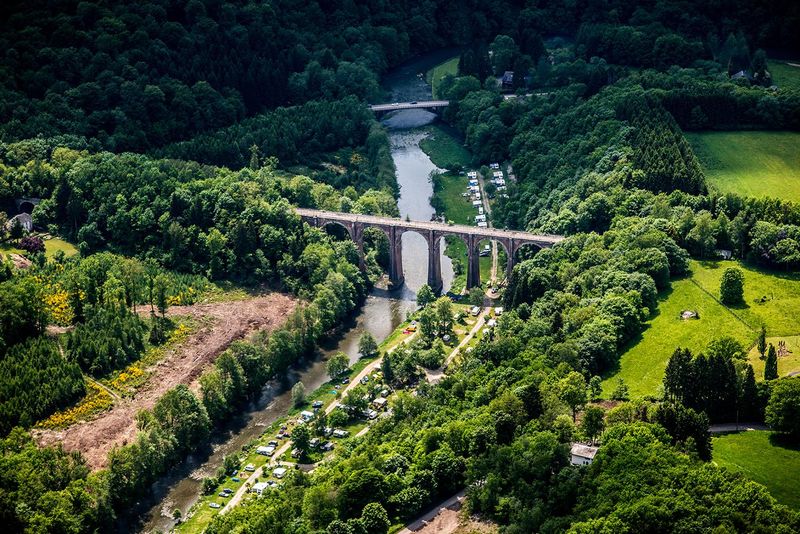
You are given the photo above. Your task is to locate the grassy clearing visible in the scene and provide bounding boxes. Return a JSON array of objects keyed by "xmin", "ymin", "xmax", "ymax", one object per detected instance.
[
  {"xmin": 420, "ymin": 125, "xmax": 471, "ymax": 170},
  {"xmin": 747, "ymin": 335, "xmax": 800, "ymax": 380},
  {"xmin": 434, "ymin": 173, "xmax": 476, "ymax": 225},
  {"xmin": 1, "ymin": 236, "xmax": 78, "ymax": 259},
  {"xmin": 688, "ymin": 131, "xmax": 800, "ymax": 202},
  {"xmin": 713, "ymin": 430, "xmax": 800, "ymax": 509},
  {"xmin": 602, "ymin": 260, "xmax": 800, "ymax": 398},
  {"xmin": 769, "ymin": 60, "xmax": 800, "ymax": 92},
  {"xmin": 426, "ymin": 56, "xmax": 459, "ymax": 99}
]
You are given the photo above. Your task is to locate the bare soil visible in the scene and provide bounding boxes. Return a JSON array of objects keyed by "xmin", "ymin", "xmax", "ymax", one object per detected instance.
[
  {"xmin": 415, "ymin": 509, "xmax": 497, "ymax": 534},
  {"xmin": 34, "ymin": 293, "xmax": 296, "ymax": 470}
]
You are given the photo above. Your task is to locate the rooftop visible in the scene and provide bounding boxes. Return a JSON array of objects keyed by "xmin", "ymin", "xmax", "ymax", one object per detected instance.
[{"xmin": 571, "ymin": 443, "xmax": 599, "ymax": 459}]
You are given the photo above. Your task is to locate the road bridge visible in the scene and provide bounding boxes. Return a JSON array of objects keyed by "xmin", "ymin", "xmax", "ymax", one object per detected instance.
[
  {"xmin": 296, "ymin": 208, "xmax": 564, "ymax": 292},
  {"xmin": 369, "ymin": 100, "xmax": 449, "ymax": 116}
]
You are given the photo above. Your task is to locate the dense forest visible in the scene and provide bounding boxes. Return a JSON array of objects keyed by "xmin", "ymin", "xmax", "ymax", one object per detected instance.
[{"xmin": 1, "ymin": 0, "xmax": 800, "ymax": 533}]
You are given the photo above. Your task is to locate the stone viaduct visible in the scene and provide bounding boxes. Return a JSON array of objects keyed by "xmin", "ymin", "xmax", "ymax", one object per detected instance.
[{"xmin": 296, "ymin": 208, "xmax": 564, "ymax": 292}]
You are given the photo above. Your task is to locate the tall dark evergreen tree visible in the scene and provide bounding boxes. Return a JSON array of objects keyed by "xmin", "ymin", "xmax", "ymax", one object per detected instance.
[{"xmin": 765, "ymin": 344, "xmax": 778, "ymax": 380}]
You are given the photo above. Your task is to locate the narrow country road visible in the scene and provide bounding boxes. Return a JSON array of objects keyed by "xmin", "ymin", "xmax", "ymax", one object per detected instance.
[
  {"xmin": 475, "ymin": 170, "xmax": 497, "ymax": 284},
  {"xmin": 223, "ymin": 308, "xmax": 488, "ymax": 515},
  {"xmin": 426, "ymin": 307, "xmax": 488, "ymax": 384},
  {"xmin": 709, "ymin": 423, "xmax": 769, "ymax": 433}
]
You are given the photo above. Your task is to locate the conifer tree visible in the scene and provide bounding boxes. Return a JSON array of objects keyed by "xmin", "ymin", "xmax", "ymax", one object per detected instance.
[
  {"xmin": 757, "ymin": 325, "xmax": 767, "ymax": 358},
  {"xmin": 765, "ymin": 344, "xmax": 778, "ymax": 380}
]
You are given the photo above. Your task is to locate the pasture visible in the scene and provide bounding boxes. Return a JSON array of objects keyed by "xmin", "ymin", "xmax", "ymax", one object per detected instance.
[
  {"xmin": 688, "ymin": 131, "xmax": 800, "ymax": 202},
  {"xmin": 603, "ymin": 260, "xmax": 800, "ymax": 397}
]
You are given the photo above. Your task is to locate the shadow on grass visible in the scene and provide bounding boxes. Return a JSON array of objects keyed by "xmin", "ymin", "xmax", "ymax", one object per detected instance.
[
  {"xmin": 601, "ymin": 286, "xmax": 671, "ymax": 379},
  {"xmin": 768, "ymin": 432, "xmax": 800, "ymax": 452}
]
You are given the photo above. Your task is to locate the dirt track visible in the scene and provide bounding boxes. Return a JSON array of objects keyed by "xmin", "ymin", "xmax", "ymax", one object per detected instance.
[{"xmin": 34, "ymin": 294, "xmax": 296, "ymax": 470}]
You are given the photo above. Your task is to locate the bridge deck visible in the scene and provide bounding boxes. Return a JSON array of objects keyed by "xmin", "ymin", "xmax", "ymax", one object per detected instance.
[
  {"xmin": 369, "ymin": 100, "xmax": 449, "ymax": 112},
  {"xmin": 295, "ymin": 208, "xmax": 563, "ymax": 246}
]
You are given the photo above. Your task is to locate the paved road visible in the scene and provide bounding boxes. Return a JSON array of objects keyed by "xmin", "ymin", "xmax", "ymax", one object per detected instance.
[
  {"xmin": 396, "ymin": 489, "xmax": 467, "ymax": 534},
  {"xmin": 709, "ymin": 423, "xmax": 769, "ymax": 433}
]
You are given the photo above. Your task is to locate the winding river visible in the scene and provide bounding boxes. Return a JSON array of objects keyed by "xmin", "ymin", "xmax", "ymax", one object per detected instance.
[{"xmin": 138, "ymin": 49, "xmax": 457, "ymax": 533}]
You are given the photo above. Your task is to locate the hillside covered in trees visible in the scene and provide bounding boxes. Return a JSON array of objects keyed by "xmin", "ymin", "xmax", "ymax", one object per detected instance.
[{"xmin": 1, "ymin": 0, "xmax": 800, "ymax": 533}]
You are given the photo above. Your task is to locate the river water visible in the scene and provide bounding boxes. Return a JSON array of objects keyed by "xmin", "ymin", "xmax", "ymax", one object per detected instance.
[{"xmin": 138, "ymin": 50, "xmax": 456, "ymax": 533}]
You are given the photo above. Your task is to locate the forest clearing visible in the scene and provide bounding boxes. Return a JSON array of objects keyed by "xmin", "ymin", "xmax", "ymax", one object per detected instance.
[{"xmin": 33, "ymin": 293, "xmax": 296, "ymax": 470}]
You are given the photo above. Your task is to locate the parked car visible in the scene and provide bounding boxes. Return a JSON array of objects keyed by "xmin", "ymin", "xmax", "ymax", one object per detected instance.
[{"xmin": 209, "ymin": 502, "xmax": 221, "ymax": 509}]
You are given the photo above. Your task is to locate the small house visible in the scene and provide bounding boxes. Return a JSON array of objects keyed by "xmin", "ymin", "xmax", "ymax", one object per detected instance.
[
  {"xmin": 570, "ymin": 443, "xmax": 599, "ymax": 466},
  {"xmin": 332, "ymin": 429, "xmax": 349, "ymax": 438},
  {"xmin": 715, "ymin": 249, "xmax": 732, "ymax": 260},
  {"xmin": 256, "ymin": 446, "xmax": 271, "ymax": 455},
  {"xmin": 372, "ymin": 397, "xmax": 388, "ymax": 410},
  {"xmin": 501, "ymin": 71, "xmax": 514, "ymax": 87},
  {"xmin": 252, "ymin": 481, "xmax": 269, "ymax": 495},
  {"xmin": 477, "ymin": 221, "xmax": 488, "ymax": 228},
  {"xmin": 494, "ymin": 307, "xmax": 503, "ymax": 316},
  {"xmin": 300, "ymin": 410, "xmax": 314, "ymax": 422},
  {"xmin": 309, "ymin": 438, "xmax": 320, "ymax": 448},
  {"xmin": 470, "ymin": 306, "xmax": 480, "ymax": 316},
  {"xmin": 472, "ymin": 200, "xmax": 482, "ymax": 207}
]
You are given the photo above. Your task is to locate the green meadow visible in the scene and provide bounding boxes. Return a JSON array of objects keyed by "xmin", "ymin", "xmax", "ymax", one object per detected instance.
[
  {"xmin": 603, "ymin": 260, "xmax": 800, "ymax": 398},
  {"xmin": 426, "ymin": 56, "xmax": 459, "ymax": 99},
  {"xmin": 688, "ymin": 131, "xmax": 800, "ymax": 202},
  {"xmin": 713, "ymin": 430, "xmax": 800, "ymax": 509}
]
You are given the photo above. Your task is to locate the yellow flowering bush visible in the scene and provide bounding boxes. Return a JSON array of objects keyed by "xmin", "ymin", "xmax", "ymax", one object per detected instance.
[
  {"xmin": 36, "ymin": 381, "xmax": 113, "ymax": 430},
  {"xmin": 108, "ymin": 364, "xmax": 146, "ymax": 395},
  {"xmin": 167, "ymin": 286, "xmax": 197, "ymax": 306}
]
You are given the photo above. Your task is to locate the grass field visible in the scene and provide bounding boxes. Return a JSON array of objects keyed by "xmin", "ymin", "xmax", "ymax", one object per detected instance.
[
  {"xmin": 420, "ymin": 125, "xmax": 472, "ymax": 170},
  {"xmin": 426, "ymin": 56, "xmax": 459, "ymax": 99},
  {"xmin": 433, "ymin": 172, "xmax": 475, "ymax": 225},
  {"xmin": 688, "ymin": 131, "xmax": 800, "ymax": 202},
  {"xmin": 602, "ymin": 260, "xmax": 800, "ymax": 397},
  {"xmin": 713, "ymin": 430, "xmax": 800, "ymax": 509},
  {"xmin": 770, "ymin": 60, "xmax": 800, "ymax": 92},
  {"xmin": 747, "ymin": 335, "xmax": 800, "ymax": 379},
  {"xmin": 1, "ymin": 237, "xmax": 78, "ymax": 259}
]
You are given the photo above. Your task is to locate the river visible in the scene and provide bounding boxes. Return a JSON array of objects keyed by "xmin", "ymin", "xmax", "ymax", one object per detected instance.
[{"xmin": 138, "ymin": 49, "xmax": 456, "ymax": 533}]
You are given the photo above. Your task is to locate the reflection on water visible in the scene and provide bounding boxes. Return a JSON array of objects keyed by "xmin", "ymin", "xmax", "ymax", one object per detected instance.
[{"xmin": 138, "ymin": 51, "xmax": 456, "ymax": 533}]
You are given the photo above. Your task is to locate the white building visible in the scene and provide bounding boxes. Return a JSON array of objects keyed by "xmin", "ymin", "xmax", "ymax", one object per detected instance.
[
  {"xmin": 252, "ymin": 481, "xmax": 269, "ymax": 495},
  {"xmin": 570, "ymin": 443, "xmax": 599, "ymax": 466}
]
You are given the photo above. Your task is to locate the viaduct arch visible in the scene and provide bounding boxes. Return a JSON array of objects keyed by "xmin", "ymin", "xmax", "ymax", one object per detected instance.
[{"xmin": 298, "ymin": 208, "xmax": 564, "ymax": 292}]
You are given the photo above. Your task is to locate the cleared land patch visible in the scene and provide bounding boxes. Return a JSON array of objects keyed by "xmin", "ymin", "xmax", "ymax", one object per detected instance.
[
  {"xmin": 34, "ymin": 293, "xmax": 296, "ymax": 470},
  {"xmin": 713, "ymin": 430, "xmax": 800, "ymax": 509},
  {"xmin": 688, "ymin": 131, "xmax": 800, "ymax": 202},
  {"xmin": 603, "ymin": 260, "xmax": 800, "ymax": 397}
]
